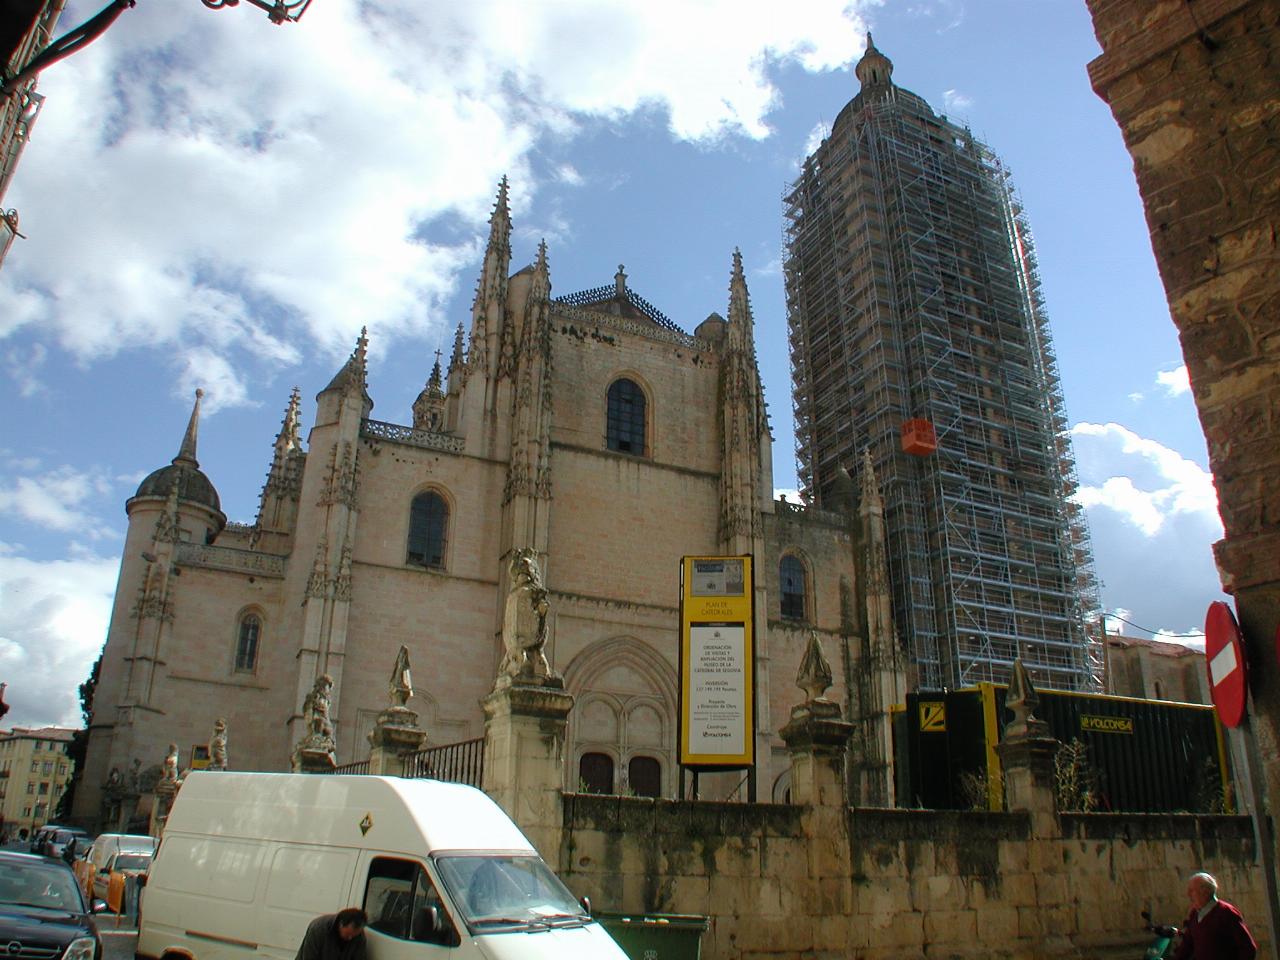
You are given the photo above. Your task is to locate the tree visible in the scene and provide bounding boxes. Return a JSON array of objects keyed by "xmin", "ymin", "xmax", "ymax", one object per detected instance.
[{"xmin": 54, "ymin": 654, "xmax": 100, "ymax": 822}]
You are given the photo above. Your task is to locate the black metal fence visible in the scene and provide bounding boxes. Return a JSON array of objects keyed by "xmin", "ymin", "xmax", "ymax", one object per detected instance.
[
  {"xmin": 402, "ymin": 737, "xmax": 484, "ymax": 788},
  {"xmin": 334, "ymin": 758, "xmax": 370, "ymax": 775}
]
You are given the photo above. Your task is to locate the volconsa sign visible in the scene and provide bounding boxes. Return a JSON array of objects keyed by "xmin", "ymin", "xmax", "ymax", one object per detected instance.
[{"xmin": 1080, "ymin": 714, "xmax": 1135, "ymax": 734}]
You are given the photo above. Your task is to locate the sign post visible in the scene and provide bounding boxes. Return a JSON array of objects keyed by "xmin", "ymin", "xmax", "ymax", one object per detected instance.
[
  {"xmin": 1204, "ymin": 600, "xmax": 1280, "ymax": 957},
  {"xmin": 678, "ymin": 556, "xmax": 755, "ymax": 800}
]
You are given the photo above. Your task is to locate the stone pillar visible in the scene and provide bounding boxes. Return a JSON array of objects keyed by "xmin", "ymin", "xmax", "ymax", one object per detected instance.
[
  {"xmin": 780, "ymin": 632, "xmax": 855, "ymax": 806},
  {"xmin": 994, "ymin": 661, "xmax": 1060, "ymax": 837},
  {"xmin": 481, "ymin": 681, "xmax": 573, "ymax": 861},
  {"xmin": 778, "ymin": 634, "xmax": 855, "ymax": 958},
  {"xmin": 149, "ymin": 779, "xmax": 176, "ymax": 838}
]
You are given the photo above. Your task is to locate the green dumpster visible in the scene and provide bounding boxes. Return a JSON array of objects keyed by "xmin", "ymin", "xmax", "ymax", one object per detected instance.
[{"xmin": 595, "ymin": 912, "xmax": 709, "ymax": 960}]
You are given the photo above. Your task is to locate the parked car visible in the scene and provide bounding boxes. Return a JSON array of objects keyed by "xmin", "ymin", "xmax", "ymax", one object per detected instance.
[
  {"xmin": 86, "ymin": 834, "xmax": 156, "ymax": 878},
  {"xmin": 92, "ymin": 850, "xmax": 153, "ymax": 906},
  {"xmin": 0, "ymin": 851, "xmax": 102, "ymax": 960},
  {"xmin": 47, "ymin": 829, "xmax": 90, "ymax": 860}
]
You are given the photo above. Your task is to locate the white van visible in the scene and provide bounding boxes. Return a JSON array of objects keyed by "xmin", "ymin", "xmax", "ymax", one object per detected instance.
[{"xmin": 137, "ymin": 772, "xmax": 627, "ymax": 960}]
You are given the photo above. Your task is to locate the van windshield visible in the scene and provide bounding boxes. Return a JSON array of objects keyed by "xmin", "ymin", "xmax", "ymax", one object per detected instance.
[{"xmin": 434, "ymin": 855, "xmax": 587, "ymax": 929}]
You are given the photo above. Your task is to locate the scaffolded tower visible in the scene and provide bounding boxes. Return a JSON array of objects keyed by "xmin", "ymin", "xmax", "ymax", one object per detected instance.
[{"xmin": 785, "ymin": 36, "xmax": 1100, "ymax": 691}]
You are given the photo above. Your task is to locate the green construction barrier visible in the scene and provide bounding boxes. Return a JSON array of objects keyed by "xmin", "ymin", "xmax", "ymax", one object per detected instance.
[{"xmin": 595, "ymin": 913, "xmax": 709, "ymax": 960}]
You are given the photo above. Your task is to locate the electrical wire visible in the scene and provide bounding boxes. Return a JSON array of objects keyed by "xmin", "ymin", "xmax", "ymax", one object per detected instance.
[{"xmin": 1107, "ymin": 612, "xmax": 1204, "ymax": 639}]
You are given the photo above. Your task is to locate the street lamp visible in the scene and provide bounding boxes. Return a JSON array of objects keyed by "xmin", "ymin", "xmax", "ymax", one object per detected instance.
[
  {"xmin": 0, "ymin": 0, "xmax": 312, "ymax": 100},
  {"xmin": 200, "ymin": 0, "xmax": 313, "ymax": 26}
]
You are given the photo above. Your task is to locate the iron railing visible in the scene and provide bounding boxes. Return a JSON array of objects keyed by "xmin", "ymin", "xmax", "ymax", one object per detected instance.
[
  {"xmin": 402, "ymin": 737, "xmax": 484, "ymax": 788},
  {"xmin": 334, "ymin": 759, "xmax": 369, "ymax": 775}
]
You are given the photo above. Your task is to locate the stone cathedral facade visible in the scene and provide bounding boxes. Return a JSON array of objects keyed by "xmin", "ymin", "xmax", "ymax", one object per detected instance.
[{"xmin": 76, "ymin": 182, "xmax": 903, "ymax": 828}]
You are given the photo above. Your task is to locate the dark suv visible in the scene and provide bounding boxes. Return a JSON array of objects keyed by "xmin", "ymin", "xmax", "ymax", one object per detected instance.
[{"xmin": 0, "ymin": 851, "xmax": 101, "ymax": 960}]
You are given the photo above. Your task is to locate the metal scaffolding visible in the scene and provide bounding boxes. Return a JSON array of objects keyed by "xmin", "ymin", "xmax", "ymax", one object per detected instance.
[{"xmin": 785, "ymin": 77, "xmax": 1101, "ymax": 692}]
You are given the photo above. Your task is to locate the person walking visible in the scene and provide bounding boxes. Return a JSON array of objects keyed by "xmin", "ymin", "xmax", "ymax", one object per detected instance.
[
  {"xmin": 1173, "ymin": 872, "xmax": 1257, "ymax": 960},
  {"xmin": 295, "ymin": 909, "xmax": 368, "ymax": 960}
]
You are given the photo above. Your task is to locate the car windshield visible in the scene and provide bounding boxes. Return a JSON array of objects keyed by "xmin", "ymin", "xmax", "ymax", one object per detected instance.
[
  {"xmin": 112, "ymin": 855, "xmax": 150, "ymax": 872},
  {"xmin": 0, "ymin": 860, "xmax": 85, "ymax": 912},
  {"xmin": 434, "ymin": 855, "xmax": 585, "ymax": 928}
]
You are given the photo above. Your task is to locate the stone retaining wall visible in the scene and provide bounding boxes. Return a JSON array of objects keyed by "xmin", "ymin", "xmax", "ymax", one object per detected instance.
[{"xmin": 560, "ymin": 794, "xmax": 1266, "ymax": 960}]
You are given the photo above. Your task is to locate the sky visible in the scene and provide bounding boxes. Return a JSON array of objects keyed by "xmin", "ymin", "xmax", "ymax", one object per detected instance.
[{"xmin": 0, "ymin": 0, "xmax": 1228, "ymax": 729}]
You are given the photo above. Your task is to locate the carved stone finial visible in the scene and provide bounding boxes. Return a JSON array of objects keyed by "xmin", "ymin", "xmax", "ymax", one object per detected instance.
[
  {"xmin": 615, "ymin": 264, "xmax": 627, "ymax": 298},
  {"xmin": 797, "ymin": 630, "xmax": 834, "ymax": 702},
  {"xmin": 390, "ymin": 645, "xmax": 412, "ymax": 707},
  {"xmin": 207, "ymin": 718, "xmax": 228, "ymax": 771},
  {"xmin": 1004, "ymin": 659, "xmax": 1052, "ymax": 740}
]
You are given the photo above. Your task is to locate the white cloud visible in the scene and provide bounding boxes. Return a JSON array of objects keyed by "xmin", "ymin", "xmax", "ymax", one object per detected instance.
[
  {"xmin": 1071, "ymin": 421, "xmax": 1218, "ymax": 536},
  {"xmin": 555, "ymin": 164, "xmax": 584, "ymax": 187},
  {"xmin": 1128, "ymin": 391, "xmax": 1144, "ymax": 403},
  {"xmin": 1072, "ymin": 422, "xmax": 1225, "ymax": 649},
  {"xmin": 802, "ymin": 121, "xmax": 829, "ymax": 160},
  {"xmin": 774, "ymin": 487, "xmax": 802, "ymax": 504},
  {"xmin": 4, "ymin": 341, "xmax": 46, "ymax": 397},
  {"xmin": 0, "ymin": 550, "xmax": 120, "ymax": 728},
  {"xmin": 942, "ymin": 89, "xmax": 973, "ymax": 113},
  {"xmin": 0, "ymin": 465, "xmax": 115, "ymax": 536},
  {"xmin": 1156, "ymin": 364, "xmax": 1191, "ymax": 397},
  {"xmin": 1, "ymin": 0, "xmax": 870, "ymax": 405}
]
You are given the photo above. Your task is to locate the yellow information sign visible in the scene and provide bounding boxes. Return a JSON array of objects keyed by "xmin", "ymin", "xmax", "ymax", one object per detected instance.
[
  {"xmin": 919, "ymin": 701, "xmax": 946, "ymax": 733},
  {"xmin": 679, "ymin": 556, "xmax": 754, "ymax": 768}
]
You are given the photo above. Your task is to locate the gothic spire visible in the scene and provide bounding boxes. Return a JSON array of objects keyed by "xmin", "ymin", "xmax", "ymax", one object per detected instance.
[
  {"xmin": 427, "ymin": 351, "xmax": 444, "ymax": 396},
  {"xmin": 174, "ymin": 388, "xmax": 203, "ymax": 467},
  {"xmin": 322, "ymin": 327, "xmax": 370, "ymax": 398},
  {"xmin": 531, "ymin": 240, "xmax": 550, "ymax": 302},
  {"xmin": 278, "ymin": 387, "xmax": 302, "ymax": 451},
  {"xmin": 726, "ymin": 248, "xmax": 755, "ymax": 351},
  {"xmin": 448, "ymin": 321, "xmax": 466, "ymax": 370},
  {"xmin": 859, "ymin": 447, "xmax": 883, "ymax": 515}
]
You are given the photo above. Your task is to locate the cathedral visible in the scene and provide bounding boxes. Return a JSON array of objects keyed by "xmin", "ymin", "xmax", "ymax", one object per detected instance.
[{"xmin": 75, "ymin": 181, "xmax": 901, "ymax": 827}]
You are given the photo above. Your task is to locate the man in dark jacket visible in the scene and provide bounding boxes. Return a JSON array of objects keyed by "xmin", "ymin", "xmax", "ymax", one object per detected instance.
[
  {"xmin": 296, "ymin": 908, "xmax": 368, "ymax": 960},
  {"xmin": 1173, "ymin": 872, "xmax": 1257, "ymax": 960}
]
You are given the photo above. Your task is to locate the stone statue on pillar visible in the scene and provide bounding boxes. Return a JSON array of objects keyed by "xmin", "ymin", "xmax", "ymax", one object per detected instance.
[
  {"xmin": 496, "ymin": 548, "xmax": 560, "ymax": 687},
  {"xmin": 292, "ymin": 673, "xmax": 338, "ymax": 773},
  {"xmin": 368, "ymin": 646, "xmax": 428, "ymax": 776},
  {"xmin": 207, "ymin": 718, "xmax": 228, "ymax": 771},
  {"xmin": 150, "ymin": 743, "xmax": 183, "ymax": 837}
]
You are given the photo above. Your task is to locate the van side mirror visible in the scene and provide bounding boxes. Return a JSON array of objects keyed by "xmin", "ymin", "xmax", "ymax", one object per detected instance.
[
  {"xmin": 579, "ymin": 896, "xmax": 591, "ymax": 916},
  {"xmin": 411, "ymin": 906, "xmax": 440, "ymax": 941}
]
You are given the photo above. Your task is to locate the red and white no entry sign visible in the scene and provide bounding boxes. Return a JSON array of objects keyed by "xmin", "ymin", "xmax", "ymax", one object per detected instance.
[{"xmin": 1204, "ymin": 600, "xmax": 1248, "ymax": 728}]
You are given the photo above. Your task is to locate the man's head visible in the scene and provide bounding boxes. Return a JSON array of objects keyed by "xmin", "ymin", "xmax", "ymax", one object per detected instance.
[
  {"xmin": 335, "ymin": 908, "xmax": 367, "ymax": 941},
  {"xmin": 1187, "ymin": 872, "xmax": 1218, "ymax": 911}
]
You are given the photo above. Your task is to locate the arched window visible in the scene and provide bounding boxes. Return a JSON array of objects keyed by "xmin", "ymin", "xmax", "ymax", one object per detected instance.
[
  {"xmin": 606, "ymin": 378, "xmax": 646, "ymax": 455},
  {"xmin": 780, "ymin": 555, "xmax": 807, "ymax": 620},
  {"xmin": 235, "ymin": 614, "xmax": 261, "ymax": 672},
  {"xmin": 579, "ymin": 753, "xmax": 614, "ymax": 795},
  {"xmin": 627, "ymin": 756, "xmax": 661, "ymax": 798},
  {"xmin": 407, "ymin": 491, "xmax": 449, "ymax": 569}
]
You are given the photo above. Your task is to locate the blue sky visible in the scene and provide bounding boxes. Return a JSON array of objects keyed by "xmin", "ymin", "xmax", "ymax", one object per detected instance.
[{"xmin": 0, "ymin": 0, "xmax": 1225, "ymax": 728}]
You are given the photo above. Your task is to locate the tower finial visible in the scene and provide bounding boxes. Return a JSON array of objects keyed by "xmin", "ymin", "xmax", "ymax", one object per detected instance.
[
  {"xmin": 855, "ymin": 31, "xmax": 893, "ymax": 90},
  {"xmin": 175, "ymin": 388, "xmax": 203, "ymax": 466},
  {"xmin": 614, "ymin": 263, "xmax": 627, "ymax": 299}
]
